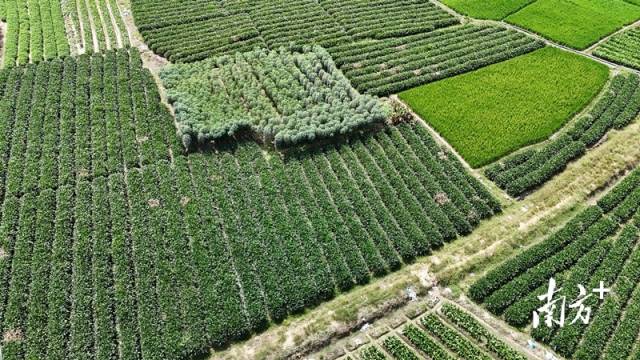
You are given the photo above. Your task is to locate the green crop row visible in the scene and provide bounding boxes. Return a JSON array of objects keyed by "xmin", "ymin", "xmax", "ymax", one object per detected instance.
[
  {"xmin": 382, "ymin": 336, "xmax": 420, "ymax": 360},
  {"xmin": 440, "ymin": 303, "xmax": 527, "ymax": 360},
  {"xmin": 2, "ymin": 0, "xmax": 68, "ymax": 68},
  {"xmin": 131, "ymin": 0, "xmax": 460, "ymax": 65},
  {"xmin": 594, "ymin": 27, "xmax": 640, "ymax": 71},
  {"xmin": 332, "ymin": 24, "xmax": 543, "ymax": 96},
  {"xmin": 486, "ymin": 73, "xmax": 640, "ymax": 197},
  {"xmin": 421, "ymin": 313, "xmax": 492, "ymax": 360},
  {"xmin": 471, "ymin": 166, "xmax": 640, "ymax": 359},
  {"xmin": 0, "ymin": 49, "xmax": 181, "ymax": 208}
]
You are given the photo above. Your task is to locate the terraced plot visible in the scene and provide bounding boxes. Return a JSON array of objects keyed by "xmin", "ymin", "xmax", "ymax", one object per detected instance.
[
  {"xmin": 471, "ymin": 168, "xmax": 640, "ymax": 359},
  {"xmin": 594, "ymin": 26, "xmax": 640, "ymax": 71},
  {"xmin": 399, "ymin": 47, "xmax": 609, "ymax": 168},
  {"xmin": 487, "ymin": 72, "xmax": 640, "ymax": 197}
]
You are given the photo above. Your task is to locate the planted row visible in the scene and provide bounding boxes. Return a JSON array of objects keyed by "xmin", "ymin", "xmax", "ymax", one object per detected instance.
[
  {"xmin": 2, "ymin": 0, "xmax": 68, "ymax": 68},
  {"xmin": 62, "ymin": 0, "xmax": 130, "ymax": 53},
  {"xmin": 331, "ymin": 24, "xmax": 543, "ymax": 96},
  {"xmin": 0, "ymin": 121, "xmax": 500, "ymax": 359},
  {"xmin": 0, "ymin": 49, "xmax": 181, "ymax": 207},
  {"xmin": 472, "ymin": 166, "xmax": 640, "ymax": 359}
]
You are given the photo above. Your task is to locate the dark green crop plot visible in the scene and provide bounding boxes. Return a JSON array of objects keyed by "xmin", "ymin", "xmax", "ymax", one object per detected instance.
[{"xmin": 0, "ymin": 65, "xmax": 500, "ymax": 360}]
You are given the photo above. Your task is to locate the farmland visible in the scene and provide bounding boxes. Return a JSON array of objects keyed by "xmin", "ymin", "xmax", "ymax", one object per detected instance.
[
  {"xmin": 594, "ymin": 27, "xmax": 640, "ymax": 71},
  {"xmin": 439, "ymin": 0, "xmax": 534, "ymax": 20},
  {"xmin": 346, "ymin": 300, "xmax": 528, "ymax": 360},
  {"xmin": 505, "ymin": 0, "xmax": 640, "ymax": 50},
  {"xmin": 0, "ymin": 57, "xmax": 502, "ymax": 356},
  {"xmin": 486, "ymin": 72, "xmax": 640, "ymax": 197},
  {"xmin": 1, "ymin": 0, "xmax": 69, "ymax": 67},
  {"xmin": 61, "ymin": 0, "xmax": 130, "ymax": 53},
  {"xmin": 470, "ymin": 167, "xmax": 640, "ymax": 359},
  {"xmin": 399, "ymin": 47, "xmax": 609, "ymax": 168},
  {"xmin": 2, "ymin": 0, "xmax": 640, "ymax": 359}
]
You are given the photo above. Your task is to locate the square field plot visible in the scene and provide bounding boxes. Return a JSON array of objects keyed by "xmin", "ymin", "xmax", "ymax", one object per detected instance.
[
  {"xmin": 505, "ymin": 0, "xmax": 640, "ymax": 49},
  {"xmin": 440, "ymin": 0, "xmax": 535, "ymax": 20},
  {"xmin": 398, "ymin": 47, "xmax": 609, "ymax": 168}
]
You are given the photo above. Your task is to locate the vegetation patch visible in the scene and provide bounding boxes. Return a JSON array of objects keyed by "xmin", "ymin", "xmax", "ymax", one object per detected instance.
[
  {"xmin": 319, "ymin": 0, "xmax": 458, "ymax": 40},
  {"xmin": 2, "ymin": 0, "xmax": 69, "ymax": 67},
  {"xmin": 486, "ymin": 73, "xmax": 640, "ymax": 197},
  {"xmin": 161, "ymin": 46, "xmax": 388, "ymax": 148},
  {"xmin": 399, "ymin": 47, "xmax": 609, "ymax": 168},
  {"xmin": 505, "ymin": 0, "xmax": 640, "ymax": 50},
  {"xmin": 439, "ymin": 0, "xmax": 534, "ymax": 20}
]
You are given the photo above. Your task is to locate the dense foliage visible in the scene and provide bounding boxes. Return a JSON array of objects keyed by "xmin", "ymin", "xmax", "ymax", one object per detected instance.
[
  {"xmin": 62, "ymin": 0, "xmax": 130, "ymax": 53},
  {"xmin": 331, "ymin": 24, "xmax": 543, "ymax": 96},
  {"xmin": 486, "ymin": 72, "xmax": 640, "ymax": 197},
  {"xmin": 0, "ymin": 49, "xmax": 180, "ymax": 207},
  {"xmin": 161, "ymin": 46, "xmax": 389, "ymax": 148},
  {"xmin": 2, "ymin": 0, "xmax": 69, "ymax": 67},
  {"xmin": 594, "ymin": 27, "xmax": 640, "ymax": 71},
  {"xmin": 471, "ymin": 167, "xmax": 640, "ymax": 359},
  {"xmin": 399, "ymin": 47, "xmax": 609, "ymax": 167}
]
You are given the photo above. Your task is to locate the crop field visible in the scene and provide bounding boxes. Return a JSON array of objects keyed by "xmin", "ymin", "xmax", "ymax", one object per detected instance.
[
  {"xmin": 3, "ymin": 1, "xmax": 640, "ymax": 360},
  {"xmin": 594, "ymin": 27, "xmax": 640, "ymax": 70},
  {"xmin": 487, "ymin": 72, "xmax": 640, "ymax": 196},
  {"xmin": 505, "ymin": 0, "xmax": 640, "ymax": 50},
  {"xmin": 332, "ymin": 24, "xmax": 543, "ymax": 96},
  {"xmin": 439, "ymin": 0, "xmax": 535, "ymax": 20},
  {"xmin": 321, "ymin": 299, "xmax": 529, "ymax": 360},
  {"xmin": 470, "ymin": 168, "xmax": 640, "ymax": 359},
  {"xmin": 1, "ymin": 0, "xmax": 69, "ymax": 67},
  {"xmin": 399, "ymin": 47, "xmax": 609, "ymax": 168}
]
